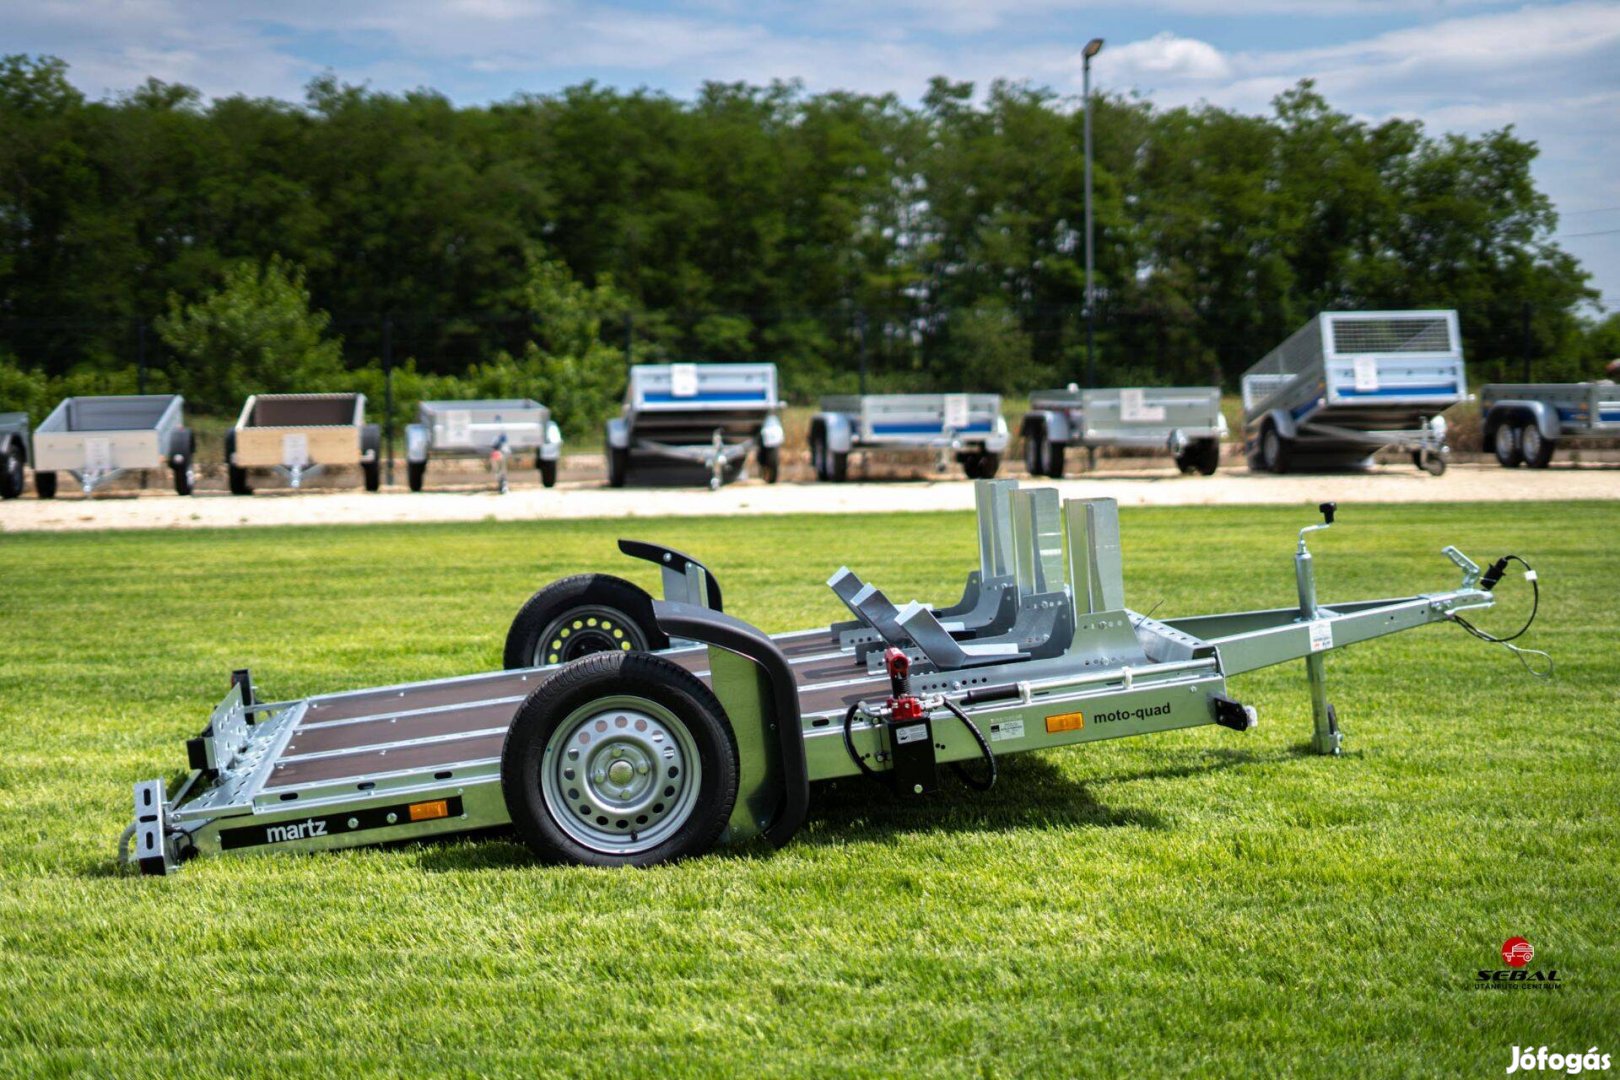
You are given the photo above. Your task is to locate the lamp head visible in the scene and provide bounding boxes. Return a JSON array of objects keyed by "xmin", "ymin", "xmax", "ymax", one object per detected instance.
[{"xmin": 1083, "ymin": 38, "xmax": 1104, "ymax": 59}]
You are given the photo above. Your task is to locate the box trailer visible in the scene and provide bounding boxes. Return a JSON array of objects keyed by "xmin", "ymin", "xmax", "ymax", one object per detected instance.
[
  {"xmin": 225, "ymin": 393, "xmax": 380, "ymax": 495},
  {"xmin": 605, "ymin": 363, "xmax": 783, "ymax": 489},
  {"xmin": 809, "ymin": 393, "xmax": 1008, "ymax": 481},
  {"xmin": 1021, "ymin": 386, "xmax": 1226, "ymax": 477},
  {"xmin": 405, "ymin": 399, "xmax": 563, "ymax": 493},
  {"xmin": 0, "ymin": 412, "xmax": 30, "ymax": 499},
  {"xmin": 1242, "ymin": 311, "xmax": 1465, "ymax": 475},
  {"xmin": 30, "ymin": 394, "xmax": 195, "ymax": 497},
  {"xmin": 123, "ymin": 481, "xmax": 1539, "ymax": 874},
  {"xmin": 1480, "ymin": 382, "xmax": 1620, "ymax": 468}
]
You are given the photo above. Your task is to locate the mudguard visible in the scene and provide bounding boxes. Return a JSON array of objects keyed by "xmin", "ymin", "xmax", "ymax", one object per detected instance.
[
  {"xmin": 815, "ymin": 411, "xmax": 854, "ymax": 454},
  {"xmin": 1484, "ymin": 400, "xmax": 1561, "ymax": 447},
  {"xmin": 404, "ymin": 423, "xmax": 430, "ymax": 463}
]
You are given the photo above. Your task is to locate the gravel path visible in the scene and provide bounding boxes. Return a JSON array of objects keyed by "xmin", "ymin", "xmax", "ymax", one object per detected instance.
[{"xmin": 3, "ymin": 461, "xmax": 1615, "ymax": 533}]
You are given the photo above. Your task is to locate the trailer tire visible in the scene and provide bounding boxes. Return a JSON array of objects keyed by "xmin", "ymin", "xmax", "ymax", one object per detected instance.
[
  {"xmin": 757, "ymin": 445, "xmax": 779, "ymax": 484},
  {"xmin": 361, "ymin": 424, "xmax": 382, "ymax": 491},
  {"xmin": 224, "ymin": 431, "xmax": 252, "ymax": 496},
  {"xmin": 1259, "ymin": 421, "xmax": 1290, "ymax": 474},
  {"xmin": 1022, "ymin": 421, "xmax": 1046, "ymax": 476},
  {"xmin": 607, "ymin": 446, "xmax": 629, "ymax": 488},
  {"xmin": 1176, "ymin": 438, "xmax": 1220, "ymax": 476},
  {"xmin": 501, "ymin": 650, "xmax": 739, "ymax": 867},
  {"xmin": 538, "ymin": 454, "xmax": 558, "ymax": 489},
  {"xmin": 504, "ymin": 573, "xmax": 670, "ymax": 670},
  {"xmin": 1, "ymin": 443, "xmax": 23, "ymax": 500},
  {"xmin": 1411, "ymin": 450, "xmax": 1447, "ymax": 477},
  {"xmin": 809, "ymin": 421, "xmax": 847, "ymax": 482},
  {"xmin": 959, "ymin": 451, "xmax": 1001, "ymax": 479},
  {"xmin": 1518, "ymin": 423, "xmax": 1555, "ymax": 468},
  {"xmin": 34, "ymin": 471, "xmax": 57, "ymax": 499},
  {"xmin": 1491, "ymin": 423, "xmax": 1523, "ymax": 468},
  {"xmin": 407, "ymin": 460, "xmax": 427, "ymax": 492},
  {"xmin": 170, "ymin": 427, "xmax": 196, "ymax": 496}
]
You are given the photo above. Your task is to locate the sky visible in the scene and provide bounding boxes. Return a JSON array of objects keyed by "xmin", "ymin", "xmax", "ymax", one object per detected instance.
[{"xmin": 8, "ymin": 0, "xmax": 1620, "ymax": 310}]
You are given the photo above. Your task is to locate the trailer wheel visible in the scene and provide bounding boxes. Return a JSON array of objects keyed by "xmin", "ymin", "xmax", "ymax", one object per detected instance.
[
  {"xmin": 169, "ymin": 427, "xmax": 196, "ymax": 496},
  {"xmin": 406, "ymin": 460, "xmax": 427, "ymax": 492},
  {"xmin": 0, "ymin": 443, "xmax": 23, "ymax": 500},
  {"xmin": 504, "ymin": 573, "xmax": 669, "ymax": 670},
  {"xmin": 809, "ymin": 422, "xmax": 847, "ymax": 483},
  {"xmin": 224, "ymin": 431, "xmax": 252, "ymax": 496},
  {"xmin": 538, "ymin": 454, "xmax": 558, "ymax": 489},
  {"xmin": 1259, "ymin": 422, "xmax": 1290, "ymax": 474},
  {"xmin": 361, "ymin": 424, "xmax": 382, "ymax": 491},
  {"xmin": 34, "ymin": 471, "xmax": 57, "ymax": 499},
  {"xmin": 757, "ymin": 445, "xmax": 779, "ymax": 484},
  {"xmin": 501, "ymin": 650, "xmax": 739, "ymax": 867},
  {"xmin": 1491, "ymin": 424, "xmax": 1523, "ymax": 468},
  {"xmin": 959, "ymin": 451, "xmax": 1001, "ymax": 479},
  {"xmin": 1518, "ymin": 423, "xmax": 1555, "ymax": 468},
  {"xmin": 1176, "ymin": 438, "xmax": 1221, "ymax": 476},
  {"xmin": 1022, "ymin": 421, "xmax": 1046, "ymax": 476},
  {"xmin": 607, "ymin": 446, "xmax": 629, "ymax": 488}
]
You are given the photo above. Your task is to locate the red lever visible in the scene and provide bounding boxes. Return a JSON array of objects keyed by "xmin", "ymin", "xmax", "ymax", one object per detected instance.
[{"xmin": 884, "ymin": 647, "xmax": 924, "ymax": 721}]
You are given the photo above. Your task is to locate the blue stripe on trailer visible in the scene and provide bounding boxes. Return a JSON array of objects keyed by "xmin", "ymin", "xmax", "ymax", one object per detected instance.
[
  {"xmin": 1558, "ymin": 407, "xmax": 1620, "ymax": 423},
  {"xmin": 641, "ymin": 392, "xmax": 771, "ymax": 404},
  {"xmin": 1334, "ymin": 384, "xmax": 1460, "ymax": 399},
  {"xmin": 870, "ymin": 423, "xmax": 993, "ymax": 435}
]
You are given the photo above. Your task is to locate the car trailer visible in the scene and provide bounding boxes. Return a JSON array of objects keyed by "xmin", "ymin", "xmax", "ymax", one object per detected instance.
[
  {"xmin": 124, "ymin": 479, "xmax": 1538, "ymax": 874},
  {"xmin": 29, "ymin": 394, "xmax": 195, "ymax": 498},
  {"xmin": 225, "ymin": 393, "xmax": 381, "ymax": 495},
  {"xmin": 605, "ymin": 363, "xmax": 783, "ymax": 490},
  {"xmin": 809, "ymin": 394, "xmax": 1009, "ymax": 481},
  {"xmin": 1480, "ymin": 382, "xmax": 1620, "ymax": 468},
  {"xmin": 405, "ymin": 399, "xmax": 563, "ymax": 493},
  {"xmin": 1021, "ymin": 385, "xmax": 1226, "ymax": 478},
  {"xmin": 0, "ymin": 411, "xmax": 30, "ymax": 499},
  {"xmin": 1243, "ymin": 310, "xmax": 1466, "ymax": 475}
]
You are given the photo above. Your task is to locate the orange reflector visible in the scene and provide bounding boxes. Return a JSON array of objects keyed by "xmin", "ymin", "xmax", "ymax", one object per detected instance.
[
  {"xmin": 1045, "ymin": 711, "xmax": 1085, "ymax": 734},
  {"xmin": 408, "ymin": 800, "xmax": 450, "ymax": 822}
]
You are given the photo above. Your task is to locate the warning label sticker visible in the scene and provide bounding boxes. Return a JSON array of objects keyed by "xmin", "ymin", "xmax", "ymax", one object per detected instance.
[
  {"xmin": 989, "ymin": 719, "xmax": 1024, "ymax": 743},
  {"xmin": 894, "ymin": 723, "xmax": 929, "ymax": 746},
  {"xmin": 1309, "ymin": 620, "xmax": 1333, "ymax": 652}
]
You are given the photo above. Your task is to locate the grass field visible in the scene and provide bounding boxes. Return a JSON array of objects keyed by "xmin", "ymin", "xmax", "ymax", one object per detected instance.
[{"xmin": 0, "ymin": 502, "xmax": 1615, "ymax": 1078}]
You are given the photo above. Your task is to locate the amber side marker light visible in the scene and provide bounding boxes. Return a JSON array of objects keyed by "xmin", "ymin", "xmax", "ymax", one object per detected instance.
[{"xmin": 408, "ymin": 800, "xmax": 450, "ymax": 822}]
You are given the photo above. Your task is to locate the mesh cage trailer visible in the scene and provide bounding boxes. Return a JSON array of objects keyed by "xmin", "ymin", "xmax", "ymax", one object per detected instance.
[{"xmin": 1242, "ymin": 311, "xmax": 1465, "ymax": 475}]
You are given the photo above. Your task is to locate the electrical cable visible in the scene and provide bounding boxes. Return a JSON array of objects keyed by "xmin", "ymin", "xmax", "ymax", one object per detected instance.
[{"xmin": 1453, "ymin": 554, "xmax": 1552, "ymax": 677}]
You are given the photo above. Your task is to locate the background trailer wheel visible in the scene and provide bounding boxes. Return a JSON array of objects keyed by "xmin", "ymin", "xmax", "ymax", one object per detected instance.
[
  {"xmin": 503, "ymin": 573, "xmax": 669, "ymax": 669},
  {"xmin": 1, "ymin": 444, "xmax": 23, "ymax": 500},
  {"xmin": 500, "ymin": 651, "xmax": 739, "ymax": 867},
  {"xmin": 33, "ymin": 471, "xmax": 57, "ymax": 499}
]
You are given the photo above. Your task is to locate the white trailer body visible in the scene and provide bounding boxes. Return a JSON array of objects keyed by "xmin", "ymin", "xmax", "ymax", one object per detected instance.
[
  {"xmin": 1242, "ymin": 310, "xmax": 1465, "ymax": 475},
  {"xmin": 604, "ymin": 363, "xmax": 783, "ymax": 489},
  {"xmin": 405, "ymin": 399, "xmax": 563, "ymax": 492},
  {"xmin": 810, "ymin": 393, "xmax": 1008, "ymax": 482},
  {"xmin": 31, "ymin": 394, "xmax": 195, "ymax": 497},
  {"xmin": 1021, "ymin": 386, "xmax": 1226, "ymax": 477},
  {"xmin": 1480, "ymin": 382, "xmax": 1620, "ymax": 468},
  {"xmin": 0, "ymin": 412, "xmax": 30, "ymax": 499}
]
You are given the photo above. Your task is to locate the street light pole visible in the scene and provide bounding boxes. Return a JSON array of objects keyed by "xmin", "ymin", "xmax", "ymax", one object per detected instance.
[{"xmin": 1082, "ymin": 37, "xmax": 1103, "ymax": 389}]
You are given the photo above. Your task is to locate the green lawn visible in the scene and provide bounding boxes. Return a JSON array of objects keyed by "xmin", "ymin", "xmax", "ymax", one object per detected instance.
[{"xmin": 0, "ymin": 502, "xmax": 1615, "ymax": 1078}]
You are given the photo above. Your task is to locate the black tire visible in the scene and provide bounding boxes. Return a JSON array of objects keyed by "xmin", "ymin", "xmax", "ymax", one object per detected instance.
[
  {"xmin": 959, "ymin": 451, "xmax": 1001, "ymax": 480},
  {"xmin": 1518, "ymin": 423, "xmax": 1555, "ymax": 469},
  {"xmin": 1041, "ymin": 438, "xmax": 1065, "ymax": 478},
  {"xmin": 34, "ymin": 471, "xmax": 57, "ymax": 499},
  {"xmin": 361, "ymin": 423, "xmax": 382, "ymax": 492},
  {"xmin": 538, "ymin": 457, "xmax": 558, "ymax": 489},
  {"xmin": 1022, "ymin": 421, "xmax": 1046, "ymax": 476},
  {"xmin": 607, "ymin": 445, "xmax": 629, "ymax": 488},
  {"xmin": 1188, "ymin": 438, "xmax": 1220, "ymax": 476},
  {"xmin": 169, "ymin": 427, "xmax": 196, "ymax": 496},
  {"xmin": 757, "ymin": 445, "xmax": 779, "ymax": 484},
  {"xmin": 1, "ymin": 443, "xmax": 23, "ymax": 500},
  {"xmin": 500, "ymin": 650, "xmax": 739, "ymax": 868},
  {"xmin": 407, "ymin": 460, "xmax": 427, "ymax": 492},
  {"xmin": 503, "ymin": 573, "xmax": 669, "ymax": 670},
  {"xmin": 1259, "ymin": 421, "xmax": 1290, "ymax": 474},
  {"xmin": 224, "ymin": 431, "xmax": 252, "ymax": 496},
  {"xmin": 1491, "ymin": 423, "xmax": 1523, "ymax": 468}
]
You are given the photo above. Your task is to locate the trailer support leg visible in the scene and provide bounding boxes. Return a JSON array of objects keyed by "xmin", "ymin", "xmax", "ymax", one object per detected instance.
[{"xmin": 1305, "ymin": 651, "xmax": 1340, "ymax": 756}]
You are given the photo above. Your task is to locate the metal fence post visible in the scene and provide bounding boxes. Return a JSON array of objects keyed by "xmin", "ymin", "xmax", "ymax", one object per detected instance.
[{"xmin": 383, "ymin": 315, "xmax": 394, "ymax": 487}]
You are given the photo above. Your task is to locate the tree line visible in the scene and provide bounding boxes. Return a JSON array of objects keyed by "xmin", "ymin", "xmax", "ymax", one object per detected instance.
[{"xmin": 0, "ymin": 53, "xmax": 1613, "ymax": 431}]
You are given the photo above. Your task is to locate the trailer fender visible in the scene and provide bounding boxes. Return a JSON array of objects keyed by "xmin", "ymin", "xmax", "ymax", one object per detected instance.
[
  {"xmin": 815, "ymin": 411, "xmax": 854, "ymax": 454},
  {"xmin": 758, "ymin": 413, "xmax": 784, "ymax": 449},
  {"xmin": 538, "ymin": 420, "xmax": 564, "ymax": 461},
  {"xmin": 1264, "ymin": 408, "xmax": 1299, "ymax": 440},
  {"xmin": 0, "ymin": 430, "xmax": 24, "ymax": 464},
  {"xmin": 653, "ymin": 601, "xmax": 809, "ymax": 849},
  {"xmin": 1483, "ymin": 400, "xmax": 1560, "ymax": 449},
  {"xmin": 1023, "ymin": 409, "xmax": 1072, "ymax": 446},
  {"xmin": 605, "ymin": 416, "xmax": 631, "ymax": 450},
  {"xmin": 985, "ymin": 414, "xmax": 1011, "ymax": 453},
  {"xmin": 404, "ymin": 423, "xmax": 430, "ymax": 463}
]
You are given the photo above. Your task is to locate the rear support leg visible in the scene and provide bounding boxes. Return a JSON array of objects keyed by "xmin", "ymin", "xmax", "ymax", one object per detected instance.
[{"xmin": 1305, "ymin": 652, "xmax": 1340, "ymax": 755}]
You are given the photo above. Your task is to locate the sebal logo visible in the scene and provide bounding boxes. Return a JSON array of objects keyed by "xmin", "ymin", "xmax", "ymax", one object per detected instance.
[
  {"xmin": 265, "ymin": 818, "xmax": 328, "ymax": 844},
  {"xmin": 1478, "ymin": 936, "xmax": 1560, "ymax": 988}
]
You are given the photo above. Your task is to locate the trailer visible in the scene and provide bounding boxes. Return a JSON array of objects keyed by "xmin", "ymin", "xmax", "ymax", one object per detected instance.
[
  {"xmin": 405, "ymin": 399, "xmax": 563, "ymax": 493},
  {"xmin": 226, "ymin": 393, "xmax": 380, "ymax": 495},
  {"xmin": 1480, "ymin": 382, "xmax": 1620, "ymax": 468},
  {"xmin": 1021, "ymin": 385, "xmax": 1226, "ymax": 477},
  {"xmin": 123, "ymin": 480, "xmax": 1536, "ymax": 874},
  {"xmin": 809, "ymin": 394, "xmax": 1009, "ymax": 481},
  {"xmin": 30, "ymin": 394, "xmax": 195, "ymax": 498},
  {"xmin": 0, "ymin": 412, "xmax": 29, "ymax": 499},
  {"xmin": 605, "ymin": 363, "xmax": 783, "ymax": 490},
  {"xmin": 1242, "ymin": 311, "xmax": 1466, "ymax": 475}
]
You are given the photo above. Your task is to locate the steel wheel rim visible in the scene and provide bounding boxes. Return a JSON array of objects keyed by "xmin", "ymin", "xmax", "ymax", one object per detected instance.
[
  {"xmin": 1263, "ymin": 429, "xmax": 1279, "ymax": 468},
  {"xmin": 540, "ymin": 694, "xmax": 701, "ymax": 854},
  {"xmin": 1495, "ymin": 427, "xmax": 1517, "ymax": 464},
  {"xmin": 533, "ymin": 605, "xmax": 647, "ymax": 667},
  {"xmin": 1521, "ymin": 425, "xmax": 1541, "ymax": 460}
]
